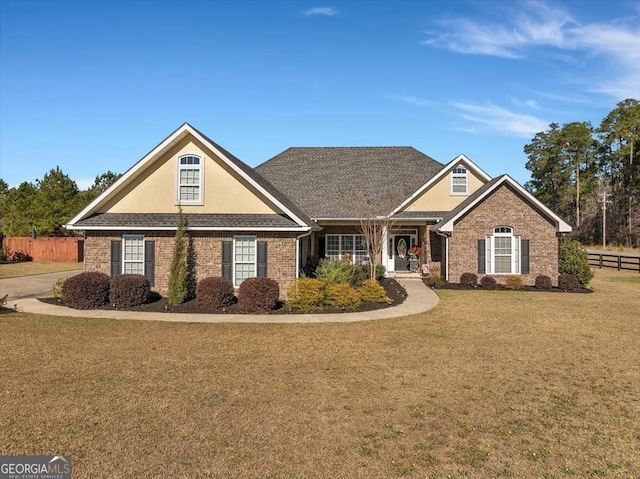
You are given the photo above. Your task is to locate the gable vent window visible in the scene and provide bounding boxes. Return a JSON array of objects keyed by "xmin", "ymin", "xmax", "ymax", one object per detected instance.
[
  {"xmin": 451, "ymin": 165, "xmax": 468, "ymax": 195},
  {"xmin": 178, "ymin": 155, "xmax": 202, "ymax": 204}
]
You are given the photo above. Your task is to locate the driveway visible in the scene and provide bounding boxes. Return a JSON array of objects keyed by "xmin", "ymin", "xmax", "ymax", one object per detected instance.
[{"xmin": 0, "ymin": 269, "xmax": 82, "ymax": 301}]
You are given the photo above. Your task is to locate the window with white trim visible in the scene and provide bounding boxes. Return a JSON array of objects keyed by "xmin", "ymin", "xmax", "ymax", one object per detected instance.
[
  {"xmin": 325, "ymin": 234, "xmax": 368, "ymax": 263},
  {"xmin": 485, "ymin": 227, "xmax": 520, "ymax": 274},
  {"xmin": 177, "ymin": 155, "xmax": 202, "ymax": 203},
  {"xmin": 451, "ymin": 165, "xmax": 468, "ymax": 194},
  {"xmin": 123, "ymin": 235, "xmax": 144, "ymax": 274},
  {"xmin": 234, "ymin": 235, "xmax": 256, "ymax": 287}
]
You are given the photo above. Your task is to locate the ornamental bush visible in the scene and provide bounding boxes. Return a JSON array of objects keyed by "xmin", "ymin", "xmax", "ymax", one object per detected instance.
[
  {"xmin": 459, "ymin": 272, "xmax": 478, "ymax": 288},
  {"xmin": 287, "ymin": 278, "xmax": 326, "ymax": 312},
  {"xmin": 52, "ymin": 277, "xmax": 67, "ymax": 298},
  {"xmin": 534, "ymin": 275, "xmax": 553, "ymax": 290},
  {"xmin": 558, "ymin": 273, "xmax": 579, "ymax": 292},
  {"xmin": 480, "ymin": 275, "xmax": 498, "ymax": 290},
  {"xmin": 196, "ymin": 277, "xmax": 235, "ymax": 310},
  {"xmin": 238, "ymin": 277, "xmax": 279, "ymax": 314},
  {"xmin": 62, "ymin": 272, "xmax": 110, "ymax": 309},
  {"xmin": 325, "ymin": 283, "xmax": 361, "ymax": 310},
  {"xmin": 504, "ymin": 275, "xmax": 525, "ymax": 290},
  {"xmin": 558, "ymin": 237, "xmax": 593, "ymax": 287},
  {"xmin": 316, "ymin": 258, "xmax": 367, "ymax": 287},
  {"xmin": 359, "ymin": 279, "xmax": 391, "ymax": 303},
  {"xmin": 110, "ymin": 274, "xmax": 151, "ymax": 308}
]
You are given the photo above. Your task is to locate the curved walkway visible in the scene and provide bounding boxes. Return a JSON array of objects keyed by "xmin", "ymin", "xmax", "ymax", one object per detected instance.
[{"xmin": 12, "ymin": 278, "xmax": 439, "ymax": 324}]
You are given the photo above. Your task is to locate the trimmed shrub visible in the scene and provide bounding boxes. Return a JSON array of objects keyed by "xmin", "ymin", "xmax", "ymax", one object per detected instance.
[
  {"xmin": 558, "ymin": 237, "xmax": 593, "ymax": 287},
  {"xmin": 287, "ymin": 278, "xmax": 326, "ymax": 312},
  {"xmin": 374, "ymin": 264, "xmax": 386, "ymax": 281},
  {"xmin": 110, "ymin": 274, "xmax": 151, "ymax": 308},
  {"xmin": 196, "ymin": 277, "xmax": 235, "ymax": 310},
  {"xmin": 238, "ymin": 277, "xmax": 279, "ymax": 314},
  {"xmin": 359, "ymin": 279, "xmax": 391, "ymax": 303},
  {"xmin": 167, "ymin": 210, "xmax": 189, "ymax": 305},
  {"xmin": 534, "ymin": 275, "xmax": 553, "ymax": 290},
  {"xmin": 504, "ymin": 275, "xmax": 525, "ymax": 291},
  {"xmin": 459, "ymin": 272, "xmax": 478, "ymax": 288},
  {"xmin": 62, "ymin": 272, "xmax": 110, "ymax": 309},
  {"xmin": 325, "ymin": 283, "xmax": 361, "ymax": 310},
  {"xmin": 480, "ymin": 275, "xmax": 498, "ymax": 290},
  {"xmin": 52, "ymin": 277, "xmax": 67, "ymax": 298},
  {"xmin": 558, "ymin": 273, "xmax": 579, "ymax": 292}
]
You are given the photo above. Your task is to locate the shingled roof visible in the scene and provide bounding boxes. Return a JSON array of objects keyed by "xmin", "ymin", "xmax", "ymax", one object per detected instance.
[{"xmin": 255, "ymin": 147, "xmax": 444, "ymax": 218}]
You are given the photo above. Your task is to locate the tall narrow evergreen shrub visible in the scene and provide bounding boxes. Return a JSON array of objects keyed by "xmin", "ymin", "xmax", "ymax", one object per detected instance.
[{"xmin": 167, "ymin": 209, "xmax": 188, "ymax": 305}]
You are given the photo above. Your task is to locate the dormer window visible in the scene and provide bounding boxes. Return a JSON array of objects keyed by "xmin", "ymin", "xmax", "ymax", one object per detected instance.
[
  {"xmin": 451, "ymin": 165, "xmax": 468, "ymax": 195},
  {"xmin": 178, "ymin": 155, "xmax": 202, "ymax": 204}
]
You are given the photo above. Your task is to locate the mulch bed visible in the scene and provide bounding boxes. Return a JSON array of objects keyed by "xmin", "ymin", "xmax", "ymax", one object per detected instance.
[
  {"xmin": 426, "ymin": 279, "xmax": 593, "ymax": 293},
  {"xmin": 38, "ymin": 278, "xmax": 408, "ymax": 314}
]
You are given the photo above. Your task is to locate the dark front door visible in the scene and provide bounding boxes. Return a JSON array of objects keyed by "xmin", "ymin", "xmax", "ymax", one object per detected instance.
[{"xmin": 393, "ymin": 235, "xmax": 411, "ymax": 271}]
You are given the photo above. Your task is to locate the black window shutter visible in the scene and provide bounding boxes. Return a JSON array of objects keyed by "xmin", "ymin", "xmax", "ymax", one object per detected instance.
[
  {"xmin": 222, "ymin": 241, "xmax": 232, "ymax": 280},
  {"xmin": 110, "ymin": 240, "xmax": 122, "ymax": 278},
  {"xmin": 145, "ymin": 241, "xmax": 155, "ymax": 286},
  {"xmin": 521, "ymin": 239, "xmax": 530, "ymax": 274},
  {"xmin": 257, "ymin": 241, "xmax": 267, "ymax": 277},
  {"xmin": 478, "ymin": 239, "xmax": 486, "ymax": 274}
]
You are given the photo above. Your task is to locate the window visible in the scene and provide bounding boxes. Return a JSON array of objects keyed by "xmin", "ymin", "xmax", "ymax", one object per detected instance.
[
  {"xmin": 234, "ymin": 235, "xmax": 256, "ymax": 287},
  {"xmin": 178, "ymin": 155, "xmax": 202, "ymax": 203},
  {"xmin": 123, "ymin": 235, "xmax": 144, "ymax": 274},
  {"xmin": 325, "ymin": 234, "xmax": 368, "ymax": 263},
  {"xmin": 485, "ymin": 227, "xmax": 520, "ymax": 274},
  {"xmin": 451, "ymin": 165, "xmax": 468, "ymax": 194}
]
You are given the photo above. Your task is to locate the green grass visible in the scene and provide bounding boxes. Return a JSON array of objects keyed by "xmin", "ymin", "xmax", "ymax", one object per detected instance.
[
  {"xmin": 0, "ymin": 268, "xmax": 638, "ymax": 478},
  {"xmin": 0, "ymin": 261, "xmax": 82, "ymax": 278}
]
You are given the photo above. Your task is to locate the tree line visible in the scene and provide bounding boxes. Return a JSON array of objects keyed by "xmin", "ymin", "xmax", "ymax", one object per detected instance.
[
  {"xmin": 0, "ymin": 169, "xmax": 120, "ymax": 237},
  {"xmin": 524, "ymin": 98, "xmax": 639, "ymax": 247}
]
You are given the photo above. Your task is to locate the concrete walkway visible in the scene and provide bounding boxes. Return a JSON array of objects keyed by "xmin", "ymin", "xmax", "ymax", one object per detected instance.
[{"xmin": 12, "ymin": 278, "xmax": 439, "ymax": 324}]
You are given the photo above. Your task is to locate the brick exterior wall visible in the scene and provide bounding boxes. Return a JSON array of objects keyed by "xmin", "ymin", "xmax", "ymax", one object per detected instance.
[
  {"xmin": 84, "ymin": 231, "xmax": 298, "ymax": 298},
  {"xmin": 447, "ymin": 184, "xmax": 559, "ymax": 285}
]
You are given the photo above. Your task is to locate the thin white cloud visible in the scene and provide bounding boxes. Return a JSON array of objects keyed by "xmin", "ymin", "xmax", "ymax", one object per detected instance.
[
  {"xmin": 452, "ymin": 102, "xmax": 549, "ymax": 138},
  {"xmin": 422, "ymin": 1, "xmax": 640, "ymax": 100},
  {"xmin": 302, "ymin": 7, "xmax": 338, "ymax": 16},
  {"xmin": 511, "ymin": 97, "xmax": 540, "ymax": 110},
  {"xmin": 385, "ymin": 94, "xmax": 431, "ymax": 106},
  {"xmin": 75, "ymin": 177, "xmax": 94, "ymax": 190}
]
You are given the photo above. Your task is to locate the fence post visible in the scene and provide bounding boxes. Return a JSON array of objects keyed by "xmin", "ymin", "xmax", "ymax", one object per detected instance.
[{"xmin": 599, "ymin": 254, "xmax": 603, "ymax": 268}]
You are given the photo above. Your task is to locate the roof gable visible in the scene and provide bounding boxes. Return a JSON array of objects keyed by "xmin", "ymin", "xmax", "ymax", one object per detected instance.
[
  {"xmin": 67, "ymin": 124, "xmax": 314, "ymax": 230},
  {"xmin": 255, "ymin": 147, "xmax": 444, "ymax": 219},
  {"xmin": 434, "ymin": 175, "xmax": 572, "ymax": 233}
]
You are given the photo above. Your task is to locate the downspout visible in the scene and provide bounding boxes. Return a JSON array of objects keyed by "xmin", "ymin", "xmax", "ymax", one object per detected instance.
[
  {"xmin": 296, "ymin": 230, "xmax": 313, "ymax": 278},
  {"xmin": 435, "ymin": 230, "xmax": 451, "ymax": 282}
]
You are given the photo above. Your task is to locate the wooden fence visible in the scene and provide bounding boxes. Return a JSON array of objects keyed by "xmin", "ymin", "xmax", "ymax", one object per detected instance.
[
  {"xmin": 587, "ymin": 250, "xmax": 640, "ymax": 272},
  {"xmin": 2, "ymin": 237, "xmax": 84, "ymax": 262}
]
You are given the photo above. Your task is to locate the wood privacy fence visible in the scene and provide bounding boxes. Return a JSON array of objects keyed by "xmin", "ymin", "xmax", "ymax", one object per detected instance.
[
  {"xmin": 2, "ymin": 237, "xmax": 84, "ymax": 262},
  {"xmin": 587, "ymin": 250, "xmax": 640, "ymax": 273}
]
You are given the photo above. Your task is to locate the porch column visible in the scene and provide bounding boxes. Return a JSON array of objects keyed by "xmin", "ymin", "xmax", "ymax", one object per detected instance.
[{"xmin": 381, "ymin": 225, "xmax": 390, "ymax": 272}]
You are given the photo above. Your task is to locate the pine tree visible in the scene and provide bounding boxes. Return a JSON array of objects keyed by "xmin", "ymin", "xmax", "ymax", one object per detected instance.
[{"xmin": 166, "ymin": 209, "xmax": 188, "ymax": 305}]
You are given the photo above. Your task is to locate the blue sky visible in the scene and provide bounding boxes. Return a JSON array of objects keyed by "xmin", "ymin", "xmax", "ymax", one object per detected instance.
[{"xmin": 1, "ymin": 0, "xmax": 638, "ymax": 189}]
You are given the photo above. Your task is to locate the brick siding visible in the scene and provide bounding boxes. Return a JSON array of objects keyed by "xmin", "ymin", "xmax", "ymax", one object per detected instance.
[
  {"xmin": 84, "ymin": 231, "xmax": 298, "ymax": 298},
  {"xmin": 448, "ymin": 184, "xmax": 559, "ymax": 285}
]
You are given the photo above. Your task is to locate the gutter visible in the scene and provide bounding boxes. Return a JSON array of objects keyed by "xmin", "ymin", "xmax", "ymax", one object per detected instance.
[{"xmin": 295, "ymin": 230, "xmax": 313, "ymax": 278}]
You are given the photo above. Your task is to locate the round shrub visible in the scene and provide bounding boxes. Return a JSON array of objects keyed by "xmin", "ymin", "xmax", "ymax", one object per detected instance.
[
  {"xmin": 287, "ymin": 278, "xmax": 325, "ymax": 312},
  {"xmin": 110, "ymin": 274, "xmax": 151, "ymax": 308},
  {"xmin": 559, "ymin": 237, "xmax": 593, "ymax": 287},
  {"xmin": 62, "ymin": 272, "xmax": 110, "ymax": 309},
  {"xmin": 504, "ymin": 275, "xmax": 525, "ymax": 291},
  {"xmin": 359, "ymin": 279, "xmax": 391, "ymax": 303},
  {"xmin": 480, "ymin": 275, "xmax": 497, "ymax": 290},
  {"xmin": 325, "ymin": 283, "xmax": 361, "ymax": 310},
  {"xmin": 238, "ymin": 277, "xmax": 279, "ymax": 314},
  {"xmin": 196, "ymin": 277, "xmax": 235, "ymax": 310},
  {"xmin": 426, "ymin": 275, "xmax": 446, "ymax": 288},
  {"xmin": 459, "ymin": 272, "xmax": 478, "ymax": 288},
  {"xmin": 558, "ymin": 273, "xmax": 579, "ymax": 292},
  {"xmin": 534, "ymin": 275, "xmax": 553, "ymax": 290}
]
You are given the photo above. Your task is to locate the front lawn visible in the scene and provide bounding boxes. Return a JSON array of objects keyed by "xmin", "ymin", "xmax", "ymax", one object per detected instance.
[{"xmin": 1, "ymin": 269, "xmax": 638, "ymax": 478}]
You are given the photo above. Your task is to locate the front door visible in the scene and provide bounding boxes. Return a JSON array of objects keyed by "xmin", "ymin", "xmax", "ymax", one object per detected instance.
[{"xmin": 393, "ymin": 235, "xmax": 411, "ymax": 271}]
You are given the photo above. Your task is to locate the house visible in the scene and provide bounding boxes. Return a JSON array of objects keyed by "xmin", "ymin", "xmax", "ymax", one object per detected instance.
[{"xmin": 66, "ymin": 123, "xmax": 572, "ymax": 296}]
